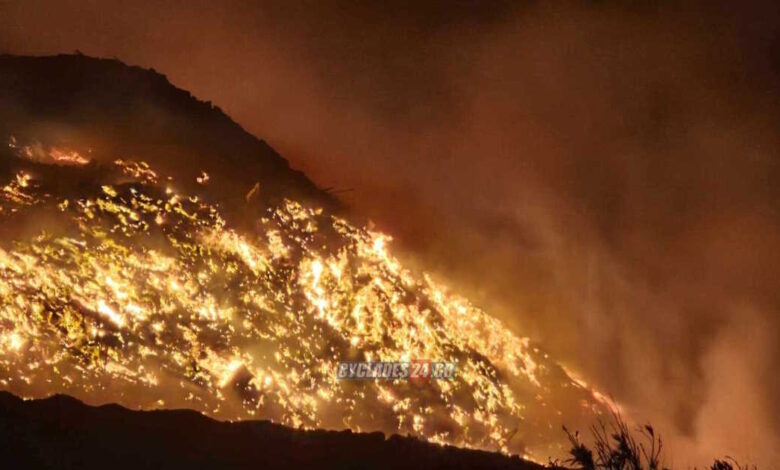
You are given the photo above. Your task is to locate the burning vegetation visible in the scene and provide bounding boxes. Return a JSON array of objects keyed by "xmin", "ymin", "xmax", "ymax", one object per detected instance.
[{"xmin": 0, "ymin": 138, "xmax": 610, "ymax": 462}]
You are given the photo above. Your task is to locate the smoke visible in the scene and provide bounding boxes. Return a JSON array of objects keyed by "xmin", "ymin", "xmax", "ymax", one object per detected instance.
[{"xmin": 2, "ymin": 0, "xmax": 780, "ymax": 465}]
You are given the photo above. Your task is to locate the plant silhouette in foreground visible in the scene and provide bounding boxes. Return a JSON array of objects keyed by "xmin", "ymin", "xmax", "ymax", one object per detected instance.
[{"xmin": 560, "ymin": 413, "xmax": 753, "ymax": 470}]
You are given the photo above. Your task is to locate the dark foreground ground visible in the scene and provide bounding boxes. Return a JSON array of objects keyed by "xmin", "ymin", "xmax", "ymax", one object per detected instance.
[{"xmin": 0, "ymin": 391, "xmax": 542, "ymax": 470}]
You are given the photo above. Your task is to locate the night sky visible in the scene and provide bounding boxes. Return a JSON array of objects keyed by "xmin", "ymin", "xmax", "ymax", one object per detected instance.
[{"xmin": 2, "ymin": 1, "xmax": 779, "ymax": 464}]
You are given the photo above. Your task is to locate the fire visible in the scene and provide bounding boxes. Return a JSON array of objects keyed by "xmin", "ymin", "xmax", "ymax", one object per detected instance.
[
  {"xmin": 8, "ymin": 137, "xmax": 90, "ymax": 166},
  {"xmin": 0, "ymin": 154, "xmax": 607, "ymax": 460},
  {"xmin": 48, "ymin": 147, "xmax": 90, "ymax": 165}
]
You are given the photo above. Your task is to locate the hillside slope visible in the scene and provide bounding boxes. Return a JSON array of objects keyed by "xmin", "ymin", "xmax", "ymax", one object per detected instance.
[
  {"xmin": 0, "ymin": 54, "xmax": 608, "ymax": 463},
  {"xmin": 0, "ymin": 53, "xmax": 334, "ymax": 210}
]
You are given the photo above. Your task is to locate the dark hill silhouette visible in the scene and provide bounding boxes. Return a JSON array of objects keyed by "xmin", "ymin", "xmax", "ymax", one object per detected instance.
[
  {"xmin": 0, "ymin": 54, "xmax": 335, "ymax": 210},
  {"xmin": 0, "ymin": 391, "xmax": 542, "ymax": 470}
]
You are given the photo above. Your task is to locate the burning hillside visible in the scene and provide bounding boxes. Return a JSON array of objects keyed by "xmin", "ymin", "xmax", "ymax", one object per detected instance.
[
  {"xmin": 0, "ymin": 54, "xmax": 622, "ymax": 464},
  {"xmin": 0, "ymin": 135, "xmax": 609, "ymax": 462}
]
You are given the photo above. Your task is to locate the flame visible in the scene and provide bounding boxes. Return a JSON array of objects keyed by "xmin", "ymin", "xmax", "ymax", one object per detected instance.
[
  {"xmin": 8, "ymin": 137, "xmax": 89, "ymax": 166},
  {"xmin": 48, "ymin": 147, "xmax": 90, "ymax": 165},
  {"xmin": 0, "ymin": 156, "xmax": 607, "ymax": 460}
]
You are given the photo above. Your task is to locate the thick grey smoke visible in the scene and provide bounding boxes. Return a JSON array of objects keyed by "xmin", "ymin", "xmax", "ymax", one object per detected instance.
[{"xmin": 2, "ymin": 1, "xmax": 779, "ymax": 465}]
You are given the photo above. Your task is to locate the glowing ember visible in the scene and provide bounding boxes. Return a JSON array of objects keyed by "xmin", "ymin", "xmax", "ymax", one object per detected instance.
[{"xmin": 0, "ymin": 155, "xmax": 607, "ymax": 461}]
